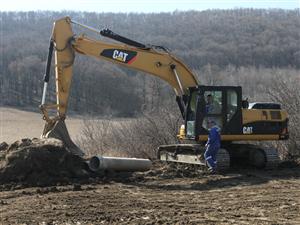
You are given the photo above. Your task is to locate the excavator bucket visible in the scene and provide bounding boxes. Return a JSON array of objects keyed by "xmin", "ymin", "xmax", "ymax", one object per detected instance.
[{"xmin": 42, "ymin": 120, "xmax": 85, "ymax": 157}]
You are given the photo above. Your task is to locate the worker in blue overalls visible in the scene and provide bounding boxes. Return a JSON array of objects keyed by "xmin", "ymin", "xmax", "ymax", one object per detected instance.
[{"xmin": 204, "ymin": 120, "xmax": 221, "ymax": 173}]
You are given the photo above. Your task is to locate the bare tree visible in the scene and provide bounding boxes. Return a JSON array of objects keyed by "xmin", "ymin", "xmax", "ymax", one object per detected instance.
[
  {"xmin": 77, "ymin": 104, "xmax": 181, "ymax": 158},
  {"xmin": 267, "ymin": 71, "xmax": 300, "ymax": 158}
]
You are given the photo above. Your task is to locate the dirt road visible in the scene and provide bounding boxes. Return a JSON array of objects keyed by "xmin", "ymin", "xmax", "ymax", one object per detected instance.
[{"xmin": 1, "ymin": 165, "xmax": 299, "ymax": 224}]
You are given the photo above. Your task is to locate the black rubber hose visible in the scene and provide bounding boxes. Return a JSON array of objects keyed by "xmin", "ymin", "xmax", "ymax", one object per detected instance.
[{"xmin": 43, "ymin": 40, "xmax": 54, "ymax": 82}]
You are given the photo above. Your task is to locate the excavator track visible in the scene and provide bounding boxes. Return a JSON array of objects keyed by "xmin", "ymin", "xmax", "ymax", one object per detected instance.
[
  {"xmin": 158, "ymin": 143, "xmax": 280, "ymax": 171},
  {"xmin": 158, "ymin": 144, "xmax": 231, "ymax": 171},
  {"xmin": 228, "ymin": 144, "xmax": 280, "ymax": 169},
  {"xmin": 263, "ymin": 147, "xmax": 280, "ymax": 169},
  {"xmin": 216, "ymin": 148, "xmax": 230, "ymax": 170}
]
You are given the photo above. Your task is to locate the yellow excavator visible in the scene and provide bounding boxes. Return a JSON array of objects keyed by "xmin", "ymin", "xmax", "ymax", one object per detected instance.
[{"xmin": 40, "ymin": 17, "xmax": 289, "ymax": 169}]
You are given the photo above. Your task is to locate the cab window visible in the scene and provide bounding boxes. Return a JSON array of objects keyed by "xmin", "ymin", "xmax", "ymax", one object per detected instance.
[
  {"xmin": 186, "ymin": 91, "xmax": 197, "ymax": 137},
  {"xmin": 227, "ymin": 90, "xmax": 237, "ymax": 122},
  {"xmin": 203, "ymin": 91, "xmax": 222, "ymax": 129}
]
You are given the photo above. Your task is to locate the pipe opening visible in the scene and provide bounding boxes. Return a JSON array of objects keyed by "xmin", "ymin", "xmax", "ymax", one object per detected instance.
[{"xmin": 89, "ymin": 156, "xmax": 101, "ymax": 172}]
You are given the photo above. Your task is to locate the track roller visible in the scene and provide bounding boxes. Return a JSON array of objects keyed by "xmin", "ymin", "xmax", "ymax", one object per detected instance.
[{"xmin": 227, "ymin": 144, "xmax": 280, "ymax": 169}]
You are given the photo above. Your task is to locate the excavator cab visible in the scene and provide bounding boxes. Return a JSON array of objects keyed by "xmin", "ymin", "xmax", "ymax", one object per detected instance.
[
  {"xmin": 182, "ymin": 85, "xmax": 288, "ymax": 142},
  {"xmin": 184, "ymin": 85, "xmax": 243, "ymax": 141}
]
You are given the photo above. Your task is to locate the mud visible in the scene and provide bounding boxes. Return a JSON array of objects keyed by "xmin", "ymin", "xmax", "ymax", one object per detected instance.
[
  {"xmin": 0, "ymin": 139, "xmax": 300, "ymax": 224},
  {"xmin": 0, "ymin": 138, "xmax": 88, "ymax": 186}
]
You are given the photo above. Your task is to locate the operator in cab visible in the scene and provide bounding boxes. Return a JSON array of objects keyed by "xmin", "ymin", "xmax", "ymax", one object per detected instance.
[
  {"xmin": 206, "ymin": 94, "xmax": 221, "ymax": 114},
  {"xmin": 204, "ymin": 119, "xmax": 221, "ymax": 173}
]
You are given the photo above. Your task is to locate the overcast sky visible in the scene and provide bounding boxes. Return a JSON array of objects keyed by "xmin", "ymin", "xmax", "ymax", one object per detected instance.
[{"xmin": 1, "ymin": 0, "xmax": 299, "ymax": 12}]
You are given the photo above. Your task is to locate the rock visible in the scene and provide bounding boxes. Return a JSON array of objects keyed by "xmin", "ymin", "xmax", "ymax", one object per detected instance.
[
  {"xmin": 20, "ymin": 138, "xmax": 32, "ymax": 147},
  {"xmin": 0, "ymin": 142, "xmax": 8, "ymax": 151}
]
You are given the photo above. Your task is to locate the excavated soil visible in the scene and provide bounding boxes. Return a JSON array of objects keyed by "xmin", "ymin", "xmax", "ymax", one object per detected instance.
[
  {"xmin": 0, "ymin": 138, "xmax": 88, "ymax": 187},
  {"xmin": 0, "ymin": 139, "xmax": 300, "ymax": 224}
]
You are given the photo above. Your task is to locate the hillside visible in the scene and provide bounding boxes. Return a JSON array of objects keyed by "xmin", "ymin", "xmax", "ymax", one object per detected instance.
[{"xmin": 0, "ymin": 9, "xmax": 299, "ymax": 115}]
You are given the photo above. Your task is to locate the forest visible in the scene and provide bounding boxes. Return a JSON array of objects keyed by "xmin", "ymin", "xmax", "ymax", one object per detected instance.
[{"xmin": 0, "ymin": 9, "xmax": 299, "ymax": 115}]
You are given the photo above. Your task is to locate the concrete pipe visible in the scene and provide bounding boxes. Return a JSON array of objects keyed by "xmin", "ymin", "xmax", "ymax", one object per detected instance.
[{"xmin": 89, "ymin": 156, "xmax": 152, "ymax": 172}]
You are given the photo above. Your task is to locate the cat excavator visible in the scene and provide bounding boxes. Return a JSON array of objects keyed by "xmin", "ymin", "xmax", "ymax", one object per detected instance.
[{"xmin": 40, "ymin": 17, "xmax": 289, "ymax": 169}]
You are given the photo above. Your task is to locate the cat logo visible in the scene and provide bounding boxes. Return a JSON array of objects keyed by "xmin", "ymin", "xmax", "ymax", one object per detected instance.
[
  {"xmin": 243, "ymin": 126, "xmax": 253, "ymax": 134},
  {"xmin": 112, "ymin": 50, "xmax": 128, "ymax": 62},
  {"xmin": 100, "ymin": 49, "xmax": 137, "ymax": 64}
]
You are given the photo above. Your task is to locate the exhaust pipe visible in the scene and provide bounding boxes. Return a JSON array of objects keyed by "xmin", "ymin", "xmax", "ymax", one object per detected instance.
[{"xmin": 89, "ymin": 156, "xmax": 152, "ymax": 172}]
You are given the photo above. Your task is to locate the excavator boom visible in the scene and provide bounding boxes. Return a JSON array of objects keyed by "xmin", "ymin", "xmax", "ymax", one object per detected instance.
[{"xmin": 40, "ymin": 17, "xmax": 198, "ymax": 156}]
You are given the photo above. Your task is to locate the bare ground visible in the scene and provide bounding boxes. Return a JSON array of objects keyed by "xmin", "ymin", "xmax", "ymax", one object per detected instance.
[{"xmin": 0, "ymin": 163, "xmax": 300, "ymax": 224}]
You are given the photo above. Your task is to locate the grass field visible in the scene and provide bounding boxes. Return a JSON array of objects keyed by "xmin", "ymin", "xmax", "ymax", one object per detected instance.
[{"xmin": 0, "ymin": 107, "xmax": 83, "ymax": 144}]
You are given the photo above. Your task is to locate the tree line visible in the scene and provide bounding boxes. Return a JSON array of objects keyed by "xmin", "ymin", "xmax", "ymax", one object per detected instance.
[{"xmin": 0, "ymin": 9, "xmax": 299, "ymax": 115}]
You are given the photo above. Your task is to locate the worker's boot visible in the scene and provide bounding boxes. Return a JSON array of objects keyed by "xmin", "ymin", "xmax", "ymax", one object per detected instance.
[{"xmin": 208, "ymin": 167, "xmax": 217, "ymax": 174}]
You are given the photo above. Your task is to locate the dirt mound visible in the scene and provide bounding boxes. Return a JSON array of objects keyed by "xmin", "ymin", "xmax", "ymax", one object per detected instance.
[{"xmin": 0, "ymin": 138, "xmax": 88, "ymax": 186}]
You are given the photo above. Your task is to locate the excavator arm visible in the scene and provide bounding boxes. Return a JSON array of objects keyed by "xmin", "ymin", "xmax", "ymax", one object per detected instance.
[{"xmin": 40, "ymin": 17, "xmax": 198, "ymax": 156}]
